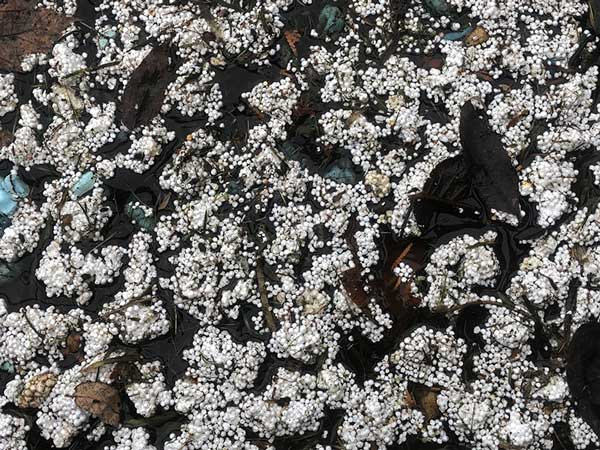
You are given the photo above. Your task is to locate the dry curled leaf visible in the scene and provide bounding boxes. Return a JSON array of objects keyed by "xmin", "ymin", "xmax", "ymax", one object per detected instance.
[
  {"xmin": 0, "ymin": 0, "xmax": 72, "ymax": 71},
  {"xmin": 74, "ymin": 382, "xmax": 121, "ymax": 426},
  {"xmin": 119, "ymin": 44, "xmax": 173, "ymax": 129},
  {"xmin": 465, "ymin": 26, "xmax": 489, "ymax": 47},
  {"xmin": 284, "ymin": 30, "xmax": 301, "ymax": 57}
]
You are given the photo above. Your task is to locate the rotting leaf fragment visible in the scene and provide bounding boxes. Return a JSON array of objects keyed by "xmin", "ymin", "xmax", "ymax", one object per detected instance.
[
  {"xmin": 0, "ymin": 0, "xmax": 72, "ymax": 71},
  {"xmin": 74, "ymin": 382, "xmax": 121, "ymax": 426},
  {"xmin": 119, "ymin": 44, "xmax": 173, "ymax": 130}
]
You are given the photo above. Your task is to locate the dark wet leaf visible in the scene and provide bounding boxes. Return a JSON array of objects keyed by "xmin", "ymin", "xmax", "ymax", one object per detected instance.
[
  {"xmin": 341, "ymin": 267, "xmax": 368, "ymax": 308},
  {"xmin": 567, "ymin": 323, "xmax": 600, "ymax": 434},
  {"xmin": 0, "ymin": 0, "xmax": 72, "ymax": 71},
  {"xmin": 589, "ymin": 0, "xmax": 600, "ymax": 34},
  {"xmin": 460, "ymin": 101, "xmax": 520, "ymax": 217},
  {"xmin": 119, "ymin": 44, "xmax": 173, "ymax": 129},
  {"xmin": 74, "ymin": 382, "xmax": 121, "ymax": 426},
  {"xmin": 412, "ymin": 156, "xmax": 473, "ymax": 227}
]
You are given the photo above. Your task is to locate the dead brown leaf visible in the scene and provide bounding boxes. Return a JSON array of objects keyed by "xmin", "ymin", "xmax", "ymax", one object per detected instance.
[
  {"xmin": 74, "ymin": 382, "xmax": 121, "ymax": 426},
  {"xmin": 110, "ymin": 361, "xmax": 142, "ymax": 386},
  {"xmin": 0, "ymin": 130, "xmax": 14, "ymax": 148},
  {"xmin": 119, "ymin": 44, "xmax": 173, "ymax": 129},
  {"xmin": 66, "ymin": 334, "xmax": 81, "ymax": 353},
  {"xmin": 341, "ymin": 267, "xmax": 368, "ymax": 308},
  {"xmin": 284, "ymin": 30, "xmax": 301, "ymax": 57},
  {"xmin": 403, "ymin": 390, "xmax": 417, "ymax": 408},
  {"xmin": 0, "ymin": 0, "xmax": 72, "ymax": 71},
  {"xmin": 412, "ymin": 384, "xmax": 441, "ymax": 421}
]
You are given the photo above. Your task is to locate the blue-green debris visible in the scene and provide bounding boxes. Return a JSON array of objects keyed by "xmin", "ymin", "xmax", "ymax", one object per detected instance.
[
  {"xmin": 71, "ymin": 171, "xmax": 95, "ymax": 197},
  {"xmin": 323, "ymin": 158, "xmax": 356, "ymax": 184},
  {"xmin": 424, "ymin": 0, "xmax": 452, "ymax": 15},
  {"xmin": 126, "ymin": 202, "xmax": 156, "ymax": 232},
  {"xmin": 444, "ymin": 26, "xmax": 474, "ymax": 41},
  {"xmin": 319, "ymin": 5, "xmax": 345, "ymax": 35}
]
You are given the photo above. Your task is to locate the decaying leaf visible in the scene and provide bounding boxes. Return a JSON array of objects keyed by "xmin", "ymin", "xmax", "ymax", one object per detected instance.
[
  {"xmin": 406, "ymin": 384, "xmax": 441, "ymax": 421},
  {"xmin": 403, "ymin": 389, "xmax": 417, "ymax": 408},
  {"xmin": 74, "ymin": 382, "xmax": 121, "ymax": 426},
  {"xmin": 284, "ymin": 30, "xmax": 301, "ymax": 57},
  {"xmin": 341, "ymin": 267, "xmax": 368, "ymax": 308},
  {"xmin": 567, "ymin": 323, "xmax": 600, "ymax": 435},
  {"xmin": 16, "ymin": 372, "xmax": 58, "ymax": 409},
  {"xmin": 465, "ymin": 26, "xmax": 489, "ymax": 47},
  {"xmin": 0, "ymin": 0, "xmax": 72, "ymax": 71},
  {"xmin": 110, "ymin": 361, "xmax": 142, "ymax": 386},
  {"xmin": 460, "ymin": 101, "xmax": 521, "ymax": 217},
  {"xmin": 0, "ymin": 130, "xmax": 14, "ymax": 149},
  {"xmin": 119, "ymin": 44, "xmax": 173, "ymax": 129},
  {"xmin": 66, "ymin": 334, "xmax": 81, "ymax": 353},
  {"xmin": 415, "ymin": 386, "xmax": 440, "ymax": 421}
]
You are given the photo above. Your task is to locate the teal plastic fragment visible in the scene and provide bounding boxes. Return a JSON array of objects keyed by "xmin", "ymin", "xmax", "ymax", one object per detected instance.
[
  {"xmin": 98, "ymin": 37, "xmax": 109, "ymax": 49},
  {"xmin": 323, "ymin": 158, "xmax": 356, "ymax": 184},
  {"xmin": 0, "ymin": 189, "xmax": 17, "ymax": 216},
  {"xmin": 71, "ymin": 171, "xmax": 95, "ymax": 197},
  {"xmin": 319, "ymin": 5, "xmax": 345, "ymax": 35},
  {"xmin": 2, "ymin": 174, "xmax": 29, "ymax": 198},
  {"xmin": 424, "ymin": 0, "xmax": 452, "ymax": 15},
  {"xmin": 0, "ymin": 361, "xmax": 14, "ymax": 373},
  {"xmin": 105, "ymin": 30, "xmax": 117, "ymax": 38},
  {"xmin": 126, "ymin": 202, "xmax": 156, "ymax": 232},
  {"xmin": 443, "ymin": 26, "xmax": 474, "ymax": 41}
]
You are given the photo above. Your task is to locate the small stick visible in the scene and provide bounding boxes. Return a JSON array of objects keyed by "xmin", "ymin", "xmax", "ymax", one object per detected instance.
[{"xmin": 256, "ymin": 259, "xmax": 276, "ymax": 332}]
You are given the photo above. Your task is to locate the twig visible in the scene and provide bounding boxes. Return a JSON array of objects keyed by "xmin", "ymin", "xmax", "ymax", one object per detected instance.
[{"xmin": 256, "ymin": 258, "xmax": 276, "ymax": 332}]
